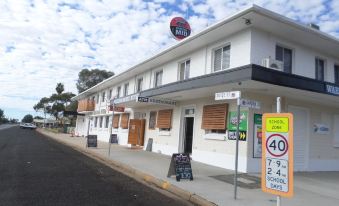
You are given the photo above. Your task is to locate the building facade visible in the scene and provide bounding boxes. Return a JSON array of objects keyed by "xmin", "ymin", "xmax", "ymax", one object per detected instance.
[{"xmin": 72, "ymin": 5, "xmax": 339, "ymax": 173}]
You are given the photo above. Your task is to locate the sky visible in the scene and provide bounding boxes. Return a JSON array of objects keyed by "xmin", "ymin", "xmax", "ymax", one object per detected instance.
[{"xmin": 0, "ymin": 0, "xmax": 338, "ymax": 120}]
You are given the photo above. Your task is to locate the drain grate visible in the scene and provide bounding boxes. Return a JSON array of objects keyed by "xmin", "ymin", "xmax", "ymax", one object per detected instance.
[{"xmin": 210, "ymin": 173, "xmax": 261, "ymax": 189}]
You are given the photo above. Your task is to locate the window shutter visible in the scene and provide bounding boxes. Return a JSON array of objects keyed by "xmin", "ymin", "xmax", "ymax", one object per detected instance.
[
  {"xmin": 113, "ymin": 114, "xmax": 120, "ymax": 128},
  {"xmin": 120, "ymin": 113, "xmax": 129, "ymax": 129},
  {"xmin": 214, "ymin": 48, "xmax": 222, "ymax": 71},
  {"xmin": 156, "ymin": 109, "xmax": 172, "ymax": 129},
  {"xmin": 222, "ymin": 46, "xmax": 230, "ymax": 70},
  {"xmin": 201, "ymin": 103, "xmax": 228, "ymax": 130}
]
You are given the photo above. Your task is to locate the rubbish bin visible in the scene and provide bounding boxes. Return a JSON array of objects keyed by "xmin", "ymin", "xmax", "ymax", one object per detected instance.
[{"xmin": 63, "ymin": 125, "xmax": 68, "ymax": 133}]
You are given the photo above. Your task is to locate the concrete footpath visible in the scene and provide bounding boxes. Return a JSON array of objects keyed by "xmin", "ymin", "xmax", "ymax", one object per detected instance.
[{"xmin": 38, "ymin": 129, "xmax": 339, "ymax": 206}]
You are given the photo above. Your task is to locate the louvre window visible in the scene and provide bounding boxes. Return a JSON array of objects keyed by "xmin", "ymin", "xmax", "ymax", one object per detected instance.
[
  {"xmin": 315, "ymin": 58, "xmax": 325, "ymax": 81},
  {"xmin": 154, "ymin": 70, "xmax": 163, "ymax": 87},
  {"xmin": 121, "ymin": 113, "xmax": 130, "ymax": 129},
  {"xmin": 334, "ymin": 65, "xmax": 339, "ymax": 85},
  {"xmin": 137, "ymin": 78, "xmax": 143, "ymax": 92},
  {"xmin": 149, "ymin": 111, "xmax": 157, "ymax": 129},
  {"xmin": 201, "ymin": 103, "xmax": 228, "ymax": 130},
  {"xmin": 156, "ymin": 109, "xmax": 172, "ymax": 129},
  {"xmin": 213, "ymin": 45, "xmax": 230, "ymax": 72},
  {"xmin": 105, "ymin": 116, "xmax": 109, "ymax": 128},
  {"xmin": 179, "ymin": 60, "xmax": 190, "ymax": 80},
  {"xmin": 276, "ymin": 45, "xmax": 292, "ymax": 73},
  {"xmin": 113, "ymin": 114, "xmax": 120, "ymax": 128},
  {"xmin": 123, "ymin": 83, "xmax": 129, "ymax": 96}
]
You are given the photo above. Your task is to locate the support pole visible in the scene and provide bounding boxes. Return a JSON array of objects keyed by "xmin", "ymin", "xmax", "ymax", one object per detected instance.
[
  {"xmin": 234, "ymin": 97, "xmax": 241, "ymax": 200},
  {"xmin": 276, "ymin": 96, "xmax": 281, "ymax": 206}
]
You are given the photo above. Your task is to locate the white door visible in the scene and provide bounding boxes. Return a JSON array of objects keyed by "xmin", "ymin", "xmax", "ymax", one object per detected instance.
[{"xmin": 288, "ymin": 106, "xmax": 309, "ymax": 171}]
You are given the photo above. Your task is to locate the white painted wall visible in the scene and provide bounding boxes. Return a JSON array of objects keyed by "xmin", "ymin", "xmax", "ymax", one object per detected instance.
[{"xmin": 251, "ymin": 28, "xmax": 339, "ymax": 82}]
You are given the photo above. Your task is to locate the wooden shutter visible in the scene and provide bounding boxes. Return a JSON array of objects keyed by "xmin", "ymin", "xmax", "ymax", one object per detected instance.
[
  {"xmin": 120, "ymin": 113, "xmax": 130, "ymax": 129},
  {"xmin": 156, "ymin": 109, "xmax": 172, "ymax": 129},
  {"xmin": 201, "ymin": 103, "xmax": 228, "ymax": 130},
  {"xmin": 113, "ymin": 114, "xmax": 120, "ymax": 128}
]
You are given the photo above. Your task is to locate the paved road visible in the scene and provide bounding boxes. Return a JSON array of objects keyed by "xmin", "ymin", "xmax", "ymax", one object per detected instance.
[
  {"xmin": 0, "ymin": 123, "xmax": 17, "ymax": 130},
  {"xmin": 0, "ymin": 126, "xmax": 192, "ymax": 206}
]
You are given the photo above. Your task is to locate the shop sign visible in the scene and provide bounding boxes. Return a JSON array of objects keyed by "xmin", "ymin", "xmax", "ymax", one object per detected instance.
[
  {"xmin": 228, "ymin": 131, "xmax": 247, "ymax": 141},
  {"xmin": 262, "ymin": 113, "xmax": 294, "ymax": 198},
  {"xmin": 215, "ymin": 91, "xmax": 240, "ymax": 100},
  {"xmin": 253, "ymin": 114, "xmax": 262, "ymax": 158},
  {"xmin": 113, "ymin": 94, "xmax": 138, "ymax": 104},
  {"xmin": 240, "ymin": 98, "xmax": 261, "ymax": 109},
  {"xmin": 136, "ymin": 96, "xmax": 176, "ymax": 106},
  {"xmin": 313, "ymin": 123, "xmax": 330, "ymax": 135},
  {"xmin": 228, "ymin": 111, "xmax": 248, "ymax": 131},
  {"xmin": 170, "ymin": 17, "xmax": 191, "ymax": 40},
  {"xmin": 326, "ymin": 84, "xmax": 339, "ymax": 96}
]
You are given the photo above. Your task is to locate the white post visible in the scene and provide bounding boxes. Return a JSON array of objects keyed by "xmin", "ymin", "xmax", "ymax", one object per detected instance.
[
  {"xmin": 276, "ymin": 97, "xmax": 281, "ymax": 206},
  {"xmin": 234, "ymin": 97, "xmax": 241, "ymax": 200}
]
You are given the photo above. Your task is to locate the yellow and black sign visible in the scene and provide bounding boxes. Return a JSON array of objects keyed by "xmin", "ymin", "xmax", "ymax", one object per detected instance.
[{"xmin": 228, "ymin": 131, "xmax": 247, "ymax": 141}]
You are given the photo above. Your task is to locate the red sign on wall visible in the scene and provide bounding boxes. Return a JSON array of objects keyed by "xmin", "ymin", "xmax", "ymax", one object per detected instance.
[{"xmin": 170, "ymin": 17, "xmax": 191, "ymax": 40}]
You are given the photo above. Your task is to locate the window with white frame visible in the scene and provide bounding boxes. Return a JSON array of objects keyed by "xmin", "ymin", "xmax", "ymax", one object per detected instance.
[
  {"xmin": 96, "ymin": 94, "xmax": 99, "ymax": 103},
  {"xmin": 179, "ymin": 59, "xmax": 190, "ymax": 80},
  {"xmin": 105, "ymin": 116, "xmax": 109, "ymax": 128},
  {"xmin": 154, "ymin": 70, "xmax": 163, "ymax": 87},
  {"xmin": 335, "ymin": 65, "xmax": 339, "ymax": 85},
  {"xmin": 108, "ymin": 89, "xmax": 112, "ymax": 100},
  {"xmin": 116, "ymin": 86, "xmax": 121, "ymax": 98},
  {"xmin": 94, "ymin": 117, "xmax": 98, "ymax": 127},
  {"xmin": 276, "ymin": 45, "xmax": 292, "ymax": 73},
  {"xmin": 315, "ymin": 58, "xmax": 325, "ymax": 81},
  {"xmin": 136, "ymin": 78, "xmax": 143, "ymax": 92},
  {"xmin": 102, "ymin": 91, "xmax": 106, "ymax": 102},
  {"xmin": 99, "ymin": 116, "xmax": 103, "ymax": 128},
  {"xmin": 123, "ymin": 83, "xmax": 129, "ymax": 96},
  {"xmin": 213, "ymin": 45, "xmax": 230, "ymax": 72}
]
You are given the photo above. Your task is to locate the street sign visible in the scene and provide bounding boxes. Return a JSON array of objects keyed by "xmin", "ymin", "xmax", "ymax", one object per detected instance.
[
  {"xmin": 215, "ymin": 91, "xmax": 240, "ymax": 100},
  {"xmin": 228, "ymin": 131, "xmax": 247, "ymax": 141},
  {"xmin": 240, "ymin": 98, "xmax": 261, "ymax": 109},
  {"xmin": 262, "ymin": 113, "xmax": 294, "ymax": 198}
]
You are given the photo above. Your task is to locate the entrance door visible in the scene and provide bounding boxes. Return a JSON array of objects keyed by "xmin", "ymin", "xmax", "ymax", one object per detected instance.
[
  {"xmin": 288, "ymin": 106, "xmax": 309, "ymax": 171},
  {"xmin": 128, "ymin": 119, "xmax": 146, "ymax": 146},
  {"xmin": 184, "ymin": 117, "xmax": 194, "ymax": 153}
]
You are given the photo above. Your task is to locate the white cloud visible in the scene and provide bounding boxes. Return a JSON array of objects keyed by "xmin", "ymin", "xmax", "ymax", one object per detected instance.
[{"xmin": 0, "ymin": 0, "xmax": 338, "ymax": 119}]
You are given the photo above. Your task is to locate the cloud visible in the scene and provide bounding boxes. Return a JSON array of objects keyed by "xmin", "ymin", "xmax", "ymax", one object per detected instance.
[{"xmin": 0, "ymin": 0, "xmax": 338, "ymax": 119}]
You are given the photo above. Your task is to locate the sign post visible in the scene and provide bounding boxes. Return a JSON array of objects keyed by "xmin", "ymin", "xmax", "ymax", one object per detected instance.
[{"xmin": 262, "ymin": 97, "xmax": 294, "ymax": 206}]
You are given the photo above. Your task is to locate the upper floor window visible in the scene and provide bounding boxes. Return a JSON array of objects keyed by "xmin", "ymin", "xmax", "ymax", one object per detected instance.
[
  {"xmin": 276, "ymin": 45, "xmax": 292, "ymax": 73},
  {"xmin": 213, "ymin": 45, "xmax": 230, "ymax": 72},
  {"xmin": 179, "ymin": 60, "xmax": 190, "ymax": 80},
  {"xmin": 116, "ymin": 86, "xmax": 121, "ymax": 98},
  {"xmin": 96, "ymin": 94, "xmax": 99, "ymax": 103},
  {"xmin": 99, "ymin": 116, "xmax": 103, "ymax": 128},
  {"xmin": 105, "ymin": 116, "xmax": 109, "ymax": 128},
  {"xmin": 154, "ymin": 70, "xmax": 163, "ymax": 87},
  {"xmin": 108, "ymin": 89, "xmax": 112, "ymax": 100},
  {"xmin": 92, "ymin": 96, "xmax": 95, "ymax": 102},
  {"xmin": 335, "ymin": 65, "xmax": 339, "ymax": 85},
  {"xmin": 124, "ymin": 83, "xmax": 129, "ymax": 96},
  {"xmin": 136, "ymin": 78, "xmax": 143, "ymax": 92},
  {"xmin": 102, "ymin": 91, "xmax": 106, "ymax": 102},
  {"xmin": 315, "ymin": 58, "xmax": 325, "ymax": 81}
]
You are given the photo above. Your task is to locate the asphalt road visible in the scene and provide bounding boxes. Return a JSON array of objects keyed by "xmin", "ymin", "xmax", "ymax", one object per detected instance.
[{"xmin": 0, "ymin": 126, "xmax": 192, "ymax": 206}]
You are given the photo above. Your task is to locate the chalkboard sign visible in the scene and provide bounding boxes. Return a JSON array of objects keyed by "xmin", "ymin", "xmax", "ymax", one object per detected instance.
[
  {"xmin": 87, "ymin": 135, "xmax": 97, "ymax": 147},
  {"xmin": 110, "ymin": 134, "xmax": 118, "ymax": 144},
  {"xmin": 167, "ymin": 153, "xmax": 193, "ymax": 181}
]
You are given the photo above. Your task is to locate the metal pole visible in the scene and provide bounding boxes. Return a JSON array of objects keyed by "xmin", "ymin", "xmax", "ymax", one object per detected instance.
[
  {"xmin": 234, "ymin": 97, "xmax": 241, "ymax": 200},
  {"xmin": 277, "ymin": 96, "xmax": 281, "ymax": 206},
  {"xmin": 108, "ymin": 98, "xmax": 115, "ymax": 156},
  {"xmin": 86, "ymin": 117, "xmax": 90, "ymax": 148}
]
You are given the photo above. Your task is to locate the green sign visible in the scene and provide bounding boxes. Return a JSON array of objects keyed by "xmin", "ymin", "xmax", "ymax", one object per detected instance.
[
  {"xmin": 254, "ymin": 113, "xmax": 262, "ymax": 125},
  {"xmin": 227, "ymin": 111, "xmax": 248, "ymax": 131}
]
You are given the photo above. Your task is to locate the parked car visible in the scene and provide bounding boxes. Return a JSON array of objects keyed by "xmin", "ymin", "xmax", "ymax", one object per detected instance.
[{"xmin": 20, "ymin": 123, "xmax": 37, "ymax": 130}]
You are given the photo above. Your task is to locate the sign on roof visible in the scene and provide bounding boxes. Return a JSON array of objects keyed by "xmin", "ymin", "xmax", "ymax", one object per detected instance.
[{"xmin": 170, "ymin": 17, "xmax": 191, "ymax": 40}]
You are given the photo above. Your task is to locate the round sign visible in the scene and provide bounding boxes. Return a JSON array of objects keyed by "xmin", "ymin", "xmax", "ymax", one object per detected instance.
[
  {"xmin": 170, "ymin": 17, "xmax": 191, "ymax": 40},
  {"xmin": 265, "ymin": 134, "xmax": 288, "ymax": 157}
]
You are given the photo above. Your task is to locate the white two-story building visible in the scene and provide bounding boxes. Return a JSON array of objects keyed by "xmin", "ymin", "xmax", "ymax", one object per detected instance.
[{"xmin": 72, "ymin": 5, "xmax": 339, "ymax": 173}]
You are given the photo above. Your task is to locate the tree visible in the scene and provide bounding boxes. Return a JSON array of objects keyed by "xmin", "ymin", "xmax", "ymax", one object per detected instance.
[
  {"xmin": 34, "ymin": 116, "xmax": 44, "ymax": 119},
  {"xmin": 33, "ymin": 83, "xmax": 76, "ymax": 121},
  {"xmin": 76, "ymin": 69, "xmax": 114, "ymax": 93},
  {"xmin": 22, "ymin": 114, "xmax": 33, "ymax": 123}
]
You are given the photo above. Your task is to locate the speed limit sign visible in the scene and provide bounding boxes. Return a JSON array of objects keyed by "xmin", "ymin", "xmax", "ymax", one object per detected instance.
[{"xmin": 262, "ymin": 113, "xmax": 293, "ymax": 197}]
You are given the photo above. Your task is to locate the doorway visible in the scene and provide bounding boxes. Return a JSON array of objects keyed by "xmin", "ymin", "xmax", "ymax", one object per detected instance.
[
  {"xmin": 184, "ymin": 117, "xmax": 194, "ymax": 153},
  {"xmin": 128, "ymin": 119, "xmax": 146, "ymax": 146}
]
